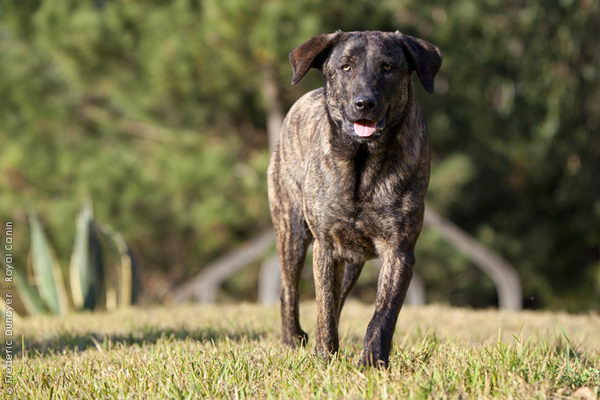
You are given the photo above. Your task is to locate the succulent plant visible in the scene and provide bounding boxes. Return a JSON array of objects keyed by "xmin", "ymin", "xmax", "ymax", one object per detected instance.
[{"xmin": 15, "ymin": 202, "xmax": 136, "ymax": 315}]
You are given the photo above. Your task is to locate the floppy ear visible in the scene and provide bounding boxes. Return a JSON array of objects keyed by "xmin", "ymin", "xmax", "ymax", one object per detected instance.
[
  {"xmin": 289, "ymin": 32, "xmax": 341, "ymax": 85},
  {"xmin": 398, "ymin": 33, "xmax": 442, "ymax": 93}
]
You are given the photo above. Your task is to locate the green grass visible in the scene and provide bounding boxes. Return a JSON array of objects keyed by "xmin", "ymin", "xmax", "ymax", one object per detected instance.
[{"xmin": 5, "ymin": 302, "xmax": 600, "ymax": 399}]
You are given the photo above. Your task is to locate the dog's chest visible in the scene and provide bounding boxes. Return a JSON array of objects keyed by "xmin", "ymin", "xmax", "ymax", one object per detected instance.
[
  {"xmin": 323, "ymin": 204, "xmax": 380, "ymax": 261},
  {"xmin": 303, "ymin": 156, "xmax": 404, "ymax": 262}
]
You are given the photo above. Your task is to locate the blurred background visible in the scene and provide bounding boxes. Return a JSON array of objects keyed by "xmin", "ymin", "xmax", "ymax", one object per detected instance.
[{"xmin": 1, "ymin": 0, "xmax": 599, "ymax": 316}]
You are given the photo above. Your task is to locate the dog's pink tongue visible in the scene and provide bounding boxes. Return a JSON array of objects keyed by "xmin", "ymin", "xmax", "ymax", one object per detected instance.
[{"xmin": 353, "ymin": 121, "xmax": 377, "ymax": 137}]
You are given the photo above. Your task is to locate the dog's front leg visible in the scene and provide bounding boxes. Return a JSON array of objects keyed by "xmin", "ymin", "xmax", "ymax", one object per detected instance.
[
  {"xmin": 361, "ymin": 246, "xmax": 415, "ymax": 368},
  {"xmin": 312, "ymin": 240, "xmax": 344, "ymax": 358}
]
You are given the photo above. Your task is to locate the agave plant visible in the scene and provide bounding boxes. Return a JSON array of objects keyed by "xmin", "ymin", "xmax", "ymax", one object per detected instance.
[
  {"xmin": 69, "ymin": 201, "xmax": 103, "ymax": 310},
  {"xmin": 15, "ymin": 202, "xmax": 136, "ymax": 315}
]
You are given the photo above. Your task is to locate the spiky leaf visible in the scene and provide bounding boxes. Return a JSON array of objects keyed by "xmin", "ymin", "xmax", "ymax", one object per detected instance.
[
  {"xmin": 28, "ymin": 212, "xmax": 69, "ymax": 315},
  {"xmin": 14, "ymin": 267, "xmax": 48, "ymax": 315},
  {"xmin": 96, "ymin": 223, "xmax": 135, "ymax": 308},
  {"xmin": 69, "ymin": 202, "xmax": 104, "ymax": 310}
]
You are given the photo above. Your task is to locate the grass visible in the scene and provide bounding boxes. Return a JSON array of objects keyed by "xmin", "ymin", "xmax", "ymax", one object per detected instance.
[{"xmin": 4, "ymin": 302, "xmax": 600, "ymax": 399}]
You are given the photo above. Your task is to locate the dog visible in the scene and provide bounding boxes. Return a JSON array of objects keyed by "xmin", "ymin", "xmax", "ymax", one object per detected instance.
[{"xmin": 267, "ymin": 30, "xmax": 442, "ymax": 367}]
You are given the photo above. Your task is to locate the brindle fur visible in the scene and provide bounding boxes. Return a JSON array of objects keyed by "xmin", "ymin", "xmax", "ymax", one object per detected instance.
[{"xmin": 268, "ymin": 31, "xmax": 442, "ymax": 367}]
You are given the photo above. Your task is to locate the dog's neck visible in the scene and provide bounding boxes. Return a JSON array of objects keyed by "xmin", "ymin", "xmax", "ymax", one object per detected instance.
[{"xmin": 320, "ymin": 96, "xmax": 417, "ymax": 202}]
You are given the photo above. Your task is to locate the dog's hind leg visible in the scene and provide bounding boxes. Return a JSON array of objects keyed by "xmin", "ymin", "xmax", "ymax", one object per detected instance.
[
  {"xmin": 338, "ymin": 262, "xmax": 364, "ymax": 318},
  {"xmin": 274, "ymin": 208, "xmax": 312, "ymax": 348}
]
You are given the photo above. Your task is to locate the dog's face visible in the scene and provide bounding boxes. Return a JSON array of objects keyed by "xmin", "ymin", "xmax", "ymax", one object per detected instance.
[{"xmin": 290, "ymin": 31, "xmax": 442, "ymax": 143}]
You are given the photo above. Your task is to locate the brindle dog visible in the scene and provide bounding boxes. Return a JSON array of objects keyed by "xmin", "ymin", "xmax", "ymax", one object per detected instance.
[{"xmin": 267, "ymin": 30, "xmax": 442, "ymax": 367}]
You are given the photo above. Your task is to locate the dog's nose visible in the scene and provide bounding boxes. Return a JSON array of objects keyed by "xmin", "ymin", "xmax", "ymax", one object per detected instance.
[{"xmin": 354, "ymin": 95, "xmax": 377, "ymax": 111}]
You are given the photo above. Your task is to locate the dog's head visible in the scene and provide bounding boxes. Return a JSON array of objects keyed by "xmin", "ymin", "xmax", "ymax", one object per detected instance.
[{"xmin": 290, "ymin": 31, "xmax": 442, "ymax": 142}]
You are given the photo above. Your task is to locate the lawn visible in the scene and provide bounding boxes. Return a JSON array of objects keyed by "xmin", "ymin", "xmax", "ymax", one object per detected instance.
[{"xmin": 5, "ymin": 302, "xmax": 600, "ymax": 399}]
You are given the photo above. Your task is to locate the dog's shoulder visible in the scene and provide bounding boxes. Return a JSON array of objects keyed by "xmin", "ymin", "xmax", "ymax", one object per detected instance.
[
  {"xmin": 278, "ymin": 87, "xmax": 329, "ymax": 155},
  {"xmin": 285, "ymin": 87, "xmax": 326, "ymax": 125}
]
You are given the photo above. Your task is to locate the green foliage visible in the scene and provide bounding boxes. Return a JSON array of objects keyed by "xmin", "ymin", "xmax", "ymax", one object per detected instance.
[
  {"xmin": 1, "ymin": 0, "xmax": 598, "ymax": 310},
  {"xmin": 390, "ymin": 0, "xmax": 600, "ymax": 310}
]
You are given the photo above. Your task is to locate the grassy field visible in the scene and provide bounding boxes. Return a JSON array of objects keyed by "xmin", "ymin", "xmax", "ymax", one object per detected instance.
[{"xmin": 4, "ymin": 302, "xmax": 600, "ymax": 399}]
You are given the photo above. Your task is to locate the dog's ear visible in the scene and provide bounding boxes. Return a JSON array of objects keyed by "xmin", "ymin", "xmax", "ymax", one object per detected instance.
[
  {"xmin": 397, "ymin": 32, "xmax": 442, "ymax": 93},
  {"xmin": 289, "ymin": 32, "xmax": 341, "ymax": 85}
]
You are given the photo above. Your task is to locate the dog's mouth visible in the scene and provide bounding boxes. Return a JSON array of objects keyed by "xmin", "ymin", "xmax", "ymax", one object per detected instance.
[
  {"xmin": 351, "ymin": 118, "xmax": 384, "ymax": 138},
  {"xmin": 353, "ymin": 119, "xmax": 377, "ymax": 137}
]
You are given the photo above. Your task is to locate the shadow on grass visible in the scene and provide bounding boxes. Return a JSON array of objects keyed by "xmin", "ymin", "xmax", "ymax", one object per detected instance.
[{"xmin": 16, "ymin": 326, "xmax": 266, "ymax": 358}]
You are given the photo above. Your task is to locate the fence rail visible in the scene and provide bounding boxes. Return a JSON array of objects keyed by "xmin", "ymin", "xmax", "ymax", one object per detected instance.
[{"xmin": 172, "ymin": 205, "xmax": 522, "ymax": 310}]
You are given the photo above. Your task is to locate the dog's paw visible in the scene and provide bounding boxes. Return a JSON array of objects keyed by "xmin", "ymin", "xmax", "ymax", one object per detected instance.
[
  {"xmin": 313, "ymin": 336, "xmax": 340, "ymax": 361},
  {"xmin": 282, "ymin": 330, "xmax": 309, "ymax": 348},
  {"xmin": 359, "ymin": 348, "xmax": 389, "ymax": 369}
]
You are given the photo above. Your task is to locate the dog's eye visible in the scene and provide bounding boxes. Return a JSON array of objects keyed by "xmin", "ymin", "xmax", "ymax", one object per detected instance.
[
  {"xmin": 341, "ymin": 64, "xmax": 351, "ymax": 72},
  {"xmin": 382, "ymin": 63, "xmax": 393, "ymax": 72}
]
